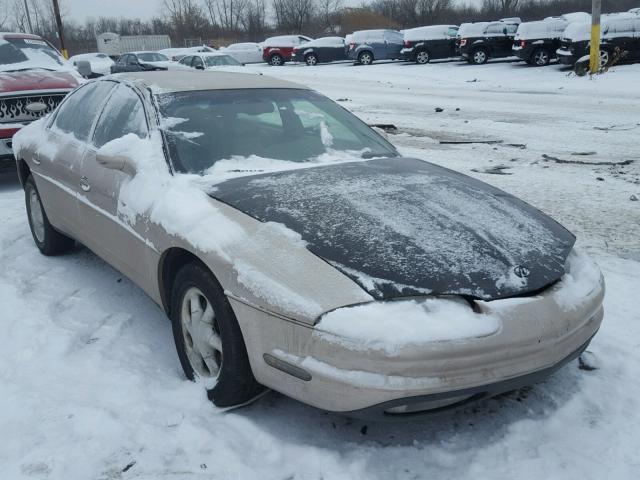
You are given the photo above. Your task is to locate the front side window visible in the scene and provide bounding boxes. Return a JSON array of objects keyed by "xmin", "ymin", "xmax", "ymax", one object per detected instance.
[
  {"xmin": 92, "ymin": 84, "xmax": 148, "ymax": 148},
  {"xmin": 179, "ymin": 56, "xmax": 193, "ymax": 66},
  {"xmin": 157, "ymin": 89, "xmax": 398, "ymax": 174},
  {"xmin": 53, "ymin": 81, "xmax": 117, "ymax": 142},
  {"xmin": 485, "ymin": 24, "xmax": 505, "ymax": 35},
  {"xmin": 447, "ymin": 27, "xmax": 459, "ymax": 37},
  {"xmin": 137, "ymin": 52, "xmax": 168, "ymax": 62},
  {"xmin": 192, "ymin": 56, "xmax": 204, "ymax": 68}
]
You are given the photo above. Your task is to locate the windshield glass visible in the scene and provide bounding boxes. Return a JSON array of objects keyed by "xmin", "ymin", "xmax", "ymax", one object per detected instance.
[
  {"xmin": 0, "ymin": 37, "xmax": 66, "ymax": 70},
  {"xmin": 137, "ymin": 52, "xmax": 169, "ymax": 62},
  {"xmin": 158, "ymin": 88, "xmax": 398, "ymax": 174},
  {"xmin": 205, "ymin": 55, "xmax": 241, "ymax": 67}
]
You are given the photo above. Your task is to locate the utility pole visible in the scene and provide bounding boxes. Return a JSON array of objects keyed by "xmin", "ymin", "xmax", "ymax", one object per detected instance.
[
  {"xmin": 23, "ymin": 0, "xmax": 34, "ymax": 34},
  {"xmin": 51, "ymin": 0, "xmax": 68, "ymax": 58},
  {"xmin": 589, "ymin": 0, "xmax": 602, "ymax": 74}
]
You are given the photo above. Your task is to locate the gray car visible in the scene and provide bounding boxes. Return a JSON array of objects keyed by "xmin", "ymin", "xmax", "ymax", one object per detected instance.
[
  {"xmin": 347, "ymin": 29, "xmax": 405, "ymax": 65},
  {"xmin": 13, "ymin": 72, "xmax": 605, "ymax": 417}
]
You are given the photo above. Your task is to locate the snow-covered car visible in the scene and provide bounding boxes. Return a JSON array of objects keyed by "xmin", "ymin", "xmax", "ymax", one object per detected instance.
[
  {"xmin": 262, "ymin": 35, "xmax": 312, "ymax": 65},
  {"xmin": 110, "ymin": 51, "xmax": 171, "ymax": 73},
  {"xmin": 459, "ymin": 19, "xmax": 520, "ymax": 64},
  {"xmin": 0, "ymin": 32, "xmax": 81, "ymax": 170},
  {"xmin": 159, "ymin": 46, "xmax": 215, "ymax": 62},
  {"xmin": 13, "ymin": 71, "xmax": 605, "ymax": 417},
  {"xmin": 347, "ymin": 29, "xmax": 404, "ymax": 65},
  {"xmin": 69, "ymin": 52, "xmax": 115, "ymax": 77},
  {"xmin": 221, "ymin": 43, "xmax": 263, "ymax": 64},
  {"xmin": 175, "ymin": 52, "xmax": 252, "ymax": 73},
  {"xmin": 290, "ymin": 37, "xmax": 348, "ymax": 65},
  {"xmin": 401, "ymin": 25, "xmax": 459, "ymax": 64},
  {"xmin": 513, "ymin": 13, "xmax": 590, "ymax": 66},
  {"xmin": 557, "ymin": 14, "xmax": 640, "ymax": 67}
]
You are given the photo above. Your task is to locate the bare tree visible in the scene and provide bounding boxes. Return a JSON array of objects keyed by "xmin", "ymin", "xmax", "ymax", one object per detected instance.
[
  {"xmin": 205, "ymin": 0, "xmax": 249, "ymax": 33},
  {"xmin": 241, "ymin": 0, "xmax": 267, "ymax": 40},
  {"xmin": 317, "ymin": 0, "xmax": 342, "ymax": 33},
  {"xmin": 272, "ymin": 0, "xmax": 316, "ymax": 33}
]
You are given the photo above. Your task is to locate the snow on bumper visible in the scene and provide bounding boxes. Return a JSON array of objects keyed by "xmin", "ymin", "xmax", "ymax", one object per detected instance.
[{"xmin": 231, "ymin": 250, "xmax": 604, "ymax": 413}]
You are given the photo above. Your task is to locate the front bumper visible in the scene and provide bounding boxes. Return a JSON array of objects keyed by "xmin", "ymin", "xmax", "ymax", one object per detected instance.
[
  {"xmin": 0, "ymin": 125, "xmax": 21, "ymax": 165},
  {"xmin": 400, "ymin": 47, "xmax": 416, "ymax": 61},
  {"xmin": 231, "ymin": 254, "xmax": 605, "ymax": 416},
  {"xmin": 557, "ymin": 49, "xmax": 579, "ymax": 65}
]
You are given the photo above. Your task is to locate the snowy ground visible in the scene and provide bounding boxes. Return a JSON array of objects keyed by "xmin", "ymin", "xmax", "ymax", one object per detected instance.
[{"xmin": 2, "ymin": 60, "xmax": 640, "ymax": 479}]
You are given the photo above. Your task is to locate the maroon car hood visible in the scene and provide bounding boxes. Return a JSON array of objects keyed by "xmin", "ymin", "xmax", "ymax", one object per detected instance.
[{"xmin": 0, "ymin": 70, "xmax": 79, "ymax": 93}]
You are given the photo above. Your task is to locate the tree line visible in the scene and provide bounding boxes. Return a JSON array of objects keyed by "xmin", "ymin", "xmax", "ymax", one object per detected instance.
[{"xmin": 0, "ymin": 0, "xmax": 637, "ymax": 55}]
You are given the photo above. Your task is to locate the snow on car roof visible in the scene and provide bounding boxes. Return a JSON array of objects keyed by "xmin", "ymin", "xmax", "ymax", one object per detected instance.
[
  {"xmin": 301, "ymin": 37, "xmax": 344, "ymax": 47},
  {"xmin": 459, "ymin": 22, "xmax": 489, "ymax": 37},
  {"xmin": 117, "ymin": 70, "xmax": 308, "ymax": 93},
  {"xmin": 404, "ymin": 25, "xmax": 457, "ymax": 41}
]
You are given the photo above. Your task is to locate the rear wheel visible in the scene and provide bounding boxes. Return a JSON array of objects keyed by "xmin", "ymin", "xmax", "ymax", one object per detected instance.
[
  {"xmin": 531, "ymin": 48, "xmax": 551, "ymax": 66},
  {"xmin": 357, "ymin": 51, "xmax": 373, "ymax": 65},
  {"xmin": 305, "ymin": 53, "xmax": 318, "ymax": 66},
  {"xmin": 170, "ymin": 262, "xmax": 263, "ymax": 407},
  {"xmin": 599, "ymin": 48, "xmax": 611, "ymax": 69},
  {"xmin": 470, "ymin": 48, "xmax": 488, "ymax": 65},
  {"xmin": 415, "ymin": 50, "xmax": 430, "ymax": 65},
  {"xmin": 269, "ymin": 53, "xmax": 284, "ymax": 66},
  {"xmin": 24, "ymin": 175, "xmax": 74, "ymax": 256}
]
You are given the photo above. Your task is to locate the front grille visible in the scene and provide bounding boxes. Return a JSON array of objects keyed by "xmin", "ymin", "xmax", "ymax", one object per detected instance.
[{"xmin": 0, "ymin": 93, "xmax": 67, "ymax": 124}]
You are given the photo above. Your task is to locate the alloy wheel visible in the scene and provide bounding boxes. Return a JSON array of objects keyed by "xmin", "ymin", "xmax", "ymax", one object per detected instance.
[
  {"xmin": 473, "ymin": 50, "xmax": 487, "ymax": 64},
  {"xmin": 180, "ymin": 287, "xmax": 223, "ymax": 380},
  {"xmin": 306, "ymin": 54, "xmax": 317, "ymax": 66},
  {"xmin": 416, "ymin": 51, "xmax": 430, "ymax": 64},
  {"xmin": 359, "ymin": 52, "xmax": 372, "ymax": 65},
  {"xmin": 270, "ymin": 54, "xmax": 283, "ymax": 66},
  {"xmin": 533, "ymin": 49, "xmax": 550, "ymax": 66},
  {"xmin": 599, "ymin": 49, "xmax": 610, "ymax": 69}
]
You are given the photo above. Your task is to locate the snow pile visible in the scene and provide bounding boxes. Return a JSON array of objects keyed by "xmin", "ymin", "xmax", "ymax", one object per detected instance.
[
  {"xmin": 554, "ymin": 249, "xmax": 603, "ymax": 311},
  {"xmin": 317, "ymin": 297, "xmax": 501, "ymax": 355},
  {"xmin": 263, "ymin": 35, "xmax": 310, "ymax": 47},
  {"xmin": 12, "ymin": 117, "xmax": 76, "ymax": 161},
  {"xmin": 97, "ymin": 133, "xmax": 246, "ymax": 258}
]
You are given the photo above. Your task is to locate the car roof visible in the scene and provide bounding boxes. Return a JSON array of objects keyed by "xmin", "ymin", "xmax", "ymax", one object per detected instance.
[
  {"xmin": 0, "ymin": 32, "xmax": 44, "ymax": 40},
  {"xmin": 115, "ymin": 71, "xmax": 308, "ymax": 93}
]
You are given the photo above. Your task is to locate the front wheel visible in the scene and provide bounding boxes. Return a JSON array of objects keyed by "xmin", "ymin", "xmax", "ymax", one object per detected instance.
[
  {"xmin": 24, "ymin": 175, "xmax": 74, "ymax": 256},
  {"xmin": 269, "ymin": 54, "xmax": 284, "ymax": 66},
  {"xmin": 305, "ymin": 53, "xmax": 318, "ymax": 66},
  {"xmin": 599, "ymin": 49, "xmax": 611, "ymax": 69},
  {"xmin": 415, "ymin": 50, "xmax": 430, "ymax": 64},
  {"xmin": 470, "ymin": 48, "xmax": 489, "ymax": 65},
  {"xmin": 357, "ymin": 51, "xmax": 373, "ymax": 65},
  {"xmin": 170, "ymin": 262, "xmax": 263, "ymax": 407}
]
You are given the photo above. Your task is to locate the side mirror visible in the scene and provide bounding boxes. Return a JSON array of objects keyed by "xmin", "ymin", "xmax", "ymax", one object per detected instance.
[
  {"xmin": 96, "ymin": 152, "xmax": 137, "ymax": 176},
  {"xmin": 195, "ymin": 64, "xmax": 204, "ymax": 70},
  {"xmin": 75, "ymin": 60, "xmax": 92, "ymax": 78}
]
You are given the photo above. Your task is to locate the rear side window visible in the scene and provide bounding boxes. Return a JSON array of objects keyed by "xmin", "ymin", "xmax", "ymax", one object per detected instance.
[
  {"xmin": 92, "ymin": 84, "xmax": 148, "ymax": 148},
  {"xmin": 605, "ymin": 19, "xmax": 635, "ymax": 34},
  {"xmin": 486, "ymin": 24, "xmax": 505, "ymax": 35},
  {"xmin": 53, "ymin": 81, "xmax": 116, "ymax": 142},
  {"xmin": 447, "ymin": 27, "xmax": 459, "ymax": 37}
]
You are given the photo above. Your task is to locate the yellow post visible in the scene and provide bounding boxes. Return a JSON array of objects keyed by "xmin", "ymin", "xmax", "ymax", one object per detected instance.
[{"xmin": 589, "ymin": 0, "xmax": 602, "ymax": 74}]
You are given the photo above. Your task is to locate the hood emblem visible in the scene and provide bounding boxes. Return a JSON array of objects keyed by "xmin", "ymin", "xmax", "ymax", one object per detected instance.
[
  {"xmin": 25, "ymin": 102, "xmax": 47, "ymax": 113},
  {"xmin": 513, "ymin": 265, "xmax": 530, "ymax": 278}
]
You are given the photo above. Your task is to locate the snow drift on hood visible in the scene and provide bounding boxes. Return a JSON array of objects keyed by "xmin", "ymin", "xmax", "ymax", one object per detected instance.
[{"xmin": 212, "ymin": 157, "xmax": 575, "ymax": 301}]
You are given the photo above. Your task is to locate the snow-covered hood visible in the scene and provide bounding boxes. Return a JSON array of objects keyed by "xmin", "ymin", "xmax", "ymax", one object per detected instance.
[
  {"xmin": 211, "ymin": 157, "xmax": 575, "ymax": 301},
  {"xmin": 0, "ymin": 70, "xmax": 80, "ymax": 93}
]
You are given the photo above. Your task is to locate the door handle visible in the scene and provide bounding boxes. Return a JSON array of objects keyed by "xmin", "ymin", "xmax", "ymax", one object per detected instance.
[{"xmin": 80, "ymin": 176, "xmax": 91, "ymax": 192}]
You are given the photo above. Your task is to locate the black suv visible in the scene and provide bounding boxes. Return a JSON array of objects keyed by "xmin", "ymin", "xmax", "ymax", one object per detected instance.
[
  {"xmin": 401, "ymin": 25, "xmax": 459, "ymax": 64},
  {"xmin": 557, "ymin": 14, "xmax": 640, "ymax": 67},
  {"xmin": 513, "ymin": 13, "xmax": 590, "ymax": 66},
  {"xmin": 459, "ymin": 19, "xmax": 520, "ymax": 64}
]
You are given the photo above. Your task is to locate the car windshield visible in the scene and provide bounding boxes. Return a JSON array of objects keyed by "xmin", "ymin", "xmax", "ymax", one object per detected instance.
[
  {"xmin": 205, "ymin": 55, "xmax": 241, "ymax": 67},
  {"xmin": 137, "ymin": 52, "xmax": 168, "ymax": 62},
  {"xmin": 0, "ymin": 37, "xmax": 65, "ymax": 71},
  {"xmin": 157, "ymin": 88, "xmax": 398, "ymax": 174}
]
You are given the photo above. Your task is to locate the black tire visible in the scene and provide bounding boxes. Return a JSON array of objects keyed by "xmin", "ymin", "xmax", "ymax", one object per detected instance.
[
  {"xmin": 415, "ymin": 50, "xmax": 430, "ymax": 65},
  {"xmin": 24, "ymin": 175, "xmax": 74, "ymax": 256},
  {"xmin": 470, "ymin": 48, "xmax": 489, "ymax": 65},
  {"xmin": 170, "ymin": 262, "xmax": 263, "ymax": 408},
  {"xmin": 357, "ymin": 51, "xmax": 373, "ymax": 65},
  {"xmin": 531, "ymin": 48, "xmax": 551, "ymax": 67},
  {"xmin": 269, "ymin": 53, "xmax": 284, "ymax": 66},
  {"xmin": 305, "ymin": 53, "xmax": 318, "ymax": 66}
]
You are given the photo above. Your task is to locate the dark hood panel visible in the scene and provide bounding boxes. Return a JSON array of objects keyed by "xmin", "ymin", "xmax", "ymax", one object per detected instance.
[{"xmin": 212, "ymin": 158, "xmax": 575, "ymax": 300}]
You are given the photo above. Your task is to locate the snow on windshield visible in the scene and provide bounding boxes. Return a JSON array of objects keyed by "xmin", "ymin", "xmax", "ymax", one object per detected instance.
[{"xmin": 0, "ymin": 37, "xmax": 75, "ymax": 73}]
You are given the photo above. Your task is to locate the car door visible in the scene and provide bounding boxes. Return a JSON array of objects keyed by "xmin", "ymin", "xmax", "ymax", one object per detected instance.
[
  {"xmin": 504, "ymin": 24, "xmax": 519, "ymax": 55},
  {"xmin": 79, "ymin": 82, "xmax": 157, "ymax": 291},
  {"xmin": 179, "ymin": 55, "xmax": 193, "ymax": 69},
  {"xmin": 445, "ymin": 27, "xmax": 459, "ymax": 57},
  {"xmin": 483, "ymin": 24, "xmax": 503, "ymax": 56},
  {"xmin": 125, "ymin": 54, "xmax": 141, "ymax": 72},
  {"xmin": 30, "ymin": 81, "xmax": 117, "ymax": 238},
  {"xmin": 384, "ymin": 31, "xmax": 403, "ymax": 59},
  {"xmin": 112, "ymin": 55, "xmax": 126, "ymax": 73}
]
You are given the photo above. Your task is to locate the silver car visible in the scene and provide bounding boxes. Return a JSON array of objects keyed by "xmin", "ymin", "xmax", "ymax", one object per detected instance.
[{"xmin": 13, "ymin": 72, "xmax": 605, "ymax": 417}]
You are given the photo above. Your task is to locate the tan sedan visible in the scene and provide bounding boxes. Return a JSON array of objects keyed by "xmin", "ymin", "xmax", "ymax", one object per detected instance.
[{"xmin": 13, "ymin": 71, "xmax": 604, "ymax": 417}]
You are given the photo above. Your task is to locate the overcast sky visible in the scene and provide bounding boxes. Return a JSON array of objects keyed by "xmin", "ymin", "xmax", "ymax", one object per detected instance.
[{"xmin": 64, "ymin": 0, "xmax": 164, "ymax": 21}]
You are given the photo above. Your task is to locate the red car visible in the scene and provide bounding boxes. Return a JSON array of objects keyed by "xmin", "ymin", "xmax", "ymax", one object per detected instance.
[
  {"xmin": 0, "ymin": 33, "xmax": 81, "ymax": 170},
  {"xmin": 262, "ymin": 35, "xmax": 313, "ymax": 66}
]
